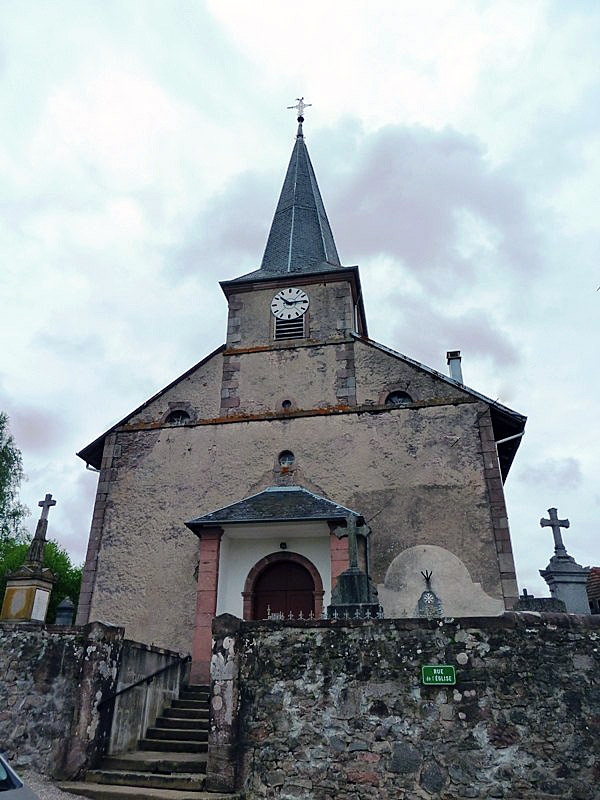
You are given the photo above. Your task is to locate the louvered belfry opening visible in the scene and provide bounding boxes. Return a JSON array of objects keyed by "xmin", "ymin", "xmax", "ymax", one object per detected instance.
[{"xmin": 274, "ymin": 316, "xmax": 306, "ymax": 340}]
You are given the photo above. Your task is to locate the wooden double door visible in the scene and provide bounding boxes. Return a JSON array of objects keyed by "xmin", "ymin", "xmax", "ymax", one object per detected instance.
[{"xmin": 252, "ymin": 560, "xmax": 315, "ymax": 620}]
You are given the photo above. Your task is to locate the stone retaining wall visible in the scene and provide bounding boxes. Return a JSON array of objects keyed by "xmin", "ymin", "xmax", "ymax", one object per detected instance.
[
  {"xmin": 0, "ymin": 621, "xmax": 122, "ymax": 778},
  {"xmin": 0, "ymin": 622, "xmax": 188, "ymax": 779},
  {"xmin": 210, "ymin": 613, "xmax": 600, "ymax": 799}
]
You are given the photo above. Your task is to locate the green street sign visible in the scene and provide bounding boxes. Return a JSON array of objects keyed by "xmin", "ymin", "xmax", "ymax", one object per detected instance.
[{"xmin": 421, "ymin": 665, "xmax": 456, "ymax": 685}]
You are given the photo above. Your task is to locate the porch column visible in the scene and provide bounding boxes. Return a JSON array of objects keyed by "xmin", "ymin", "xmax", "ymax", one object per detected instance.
[
  {"xmin": 191, "ymin": 527, "xmax": 223, "ymax": 684},
  {"xmin": 330, "ymin": 531, "xmax": 349, "ymax": 590}
]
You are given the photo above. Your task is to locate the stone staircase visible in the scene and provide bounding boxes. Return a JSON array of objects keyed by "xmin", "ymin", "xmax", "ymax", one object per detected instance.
[{"xmin": 60, "ymin": 684, "xmax": 241, "ymax": 799}]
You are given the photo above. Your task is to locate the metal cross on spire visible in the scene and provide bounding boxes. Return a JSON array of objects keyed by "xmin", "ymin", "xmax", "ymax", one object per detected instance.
[
  {"xmin": 287, "ymin": 97, "xmax": 312, "ymax": 121},
  {"xmin": 38, "ymin": 493, "xmax": 56, "ymax": 521},
  {"xmin": 540, "ymin": 507, "xmax": 570, "ymax": 555}
]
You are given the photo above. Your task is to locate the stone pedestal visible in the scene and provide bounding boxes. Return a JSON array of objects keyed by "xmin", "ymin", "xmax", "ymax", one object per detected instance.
[
  {"xmin": 0, "ymin": 565, "xmax": 56, "ymax": 623},
  {"xmin": 327, "ymin": 567, "xmax": 382, "ymax": 618},
  {"xmin": 540, "ymin": 554, "xmax": 590, "ymax": 614}
]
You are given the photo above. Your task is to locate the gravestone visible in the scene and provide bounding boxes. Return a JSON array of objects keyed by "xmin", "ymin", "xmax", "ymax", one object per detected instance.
[{"xmin": 538, "ymin": 507, "xmax": 590, "ymax": 614}]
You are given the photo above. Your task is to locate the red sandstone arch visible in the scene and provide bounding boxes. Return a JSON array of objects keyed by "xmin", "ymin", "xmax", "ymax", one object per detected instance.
[{"xmin": 242, "ymin": 551, "xmax": 325, "ymax": 620}]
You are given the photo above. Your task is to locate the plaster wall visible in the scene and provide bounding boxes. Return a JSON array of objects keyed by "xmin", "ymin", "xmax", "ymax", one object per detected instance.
[
  {"xmin": 235, "ymin": 345, "xmax": 343, "ymax": 413},
  {"xmin": 217, "ymin": 529, "xmax": 331, "ymax": 617},
  {"xmin": 354, "ymin": 338, "xmax": 467, "ymax": 406},
  {"xmin": 86, "ymin": 397, "xmax": 504, "ymax": 655}
]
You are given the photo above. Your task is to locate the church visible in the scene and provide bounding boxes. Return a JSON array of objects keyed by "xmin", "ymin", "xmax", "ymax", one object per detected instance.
[{"xmin": 75, "ymin": 105, "xmax": 526, "ymax": 682}]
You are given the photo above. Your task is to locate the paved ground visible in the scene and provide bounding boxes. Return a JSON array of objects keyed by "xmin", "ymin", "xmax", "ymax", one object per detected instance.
[{"xmin": 20, "ymin": 770, "xmax": 73, "ymax": 800}]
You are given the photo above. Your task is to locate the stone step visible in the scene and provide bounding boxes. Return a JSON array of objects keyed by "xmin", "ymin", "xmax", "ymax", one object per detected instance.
[
  {"xmin": 102, "ymin": 751, "xmax": 207, "ymax": 774},
  {"xmin": 146, "ymin": 727, "xmax": 208, "ymax": 742},
  {"xmin": 85, "ymin": 769, "xmax": 206, "ymax": 791},
  {"xmin": 164, "ymin": 707, "xmax": 209, "ymax": 720},
  {"xmin": 139, "ymin": 738, "xmax": 208, "ymax": 753},
  {"xmin": 59, "ymin": 781, "xmax": 240, "ymax": 799},
  {"xmin": 171, "ymin": 698, "xmax": 208, "ymax": 710},
  {"xmin": 156, "ymin": 716, "xmax": 209, "ymax": 730},
  {"xmin": 179, "ymin": 686, "xmax": 210, "ymax": 700}
]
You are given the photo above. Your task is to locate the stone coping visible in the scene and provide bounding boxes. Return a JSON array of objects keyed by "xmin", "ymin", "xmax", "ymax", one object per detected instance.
[{"xmin": 214, "ymin": 611, "xmax": 600, "ymax": 636}]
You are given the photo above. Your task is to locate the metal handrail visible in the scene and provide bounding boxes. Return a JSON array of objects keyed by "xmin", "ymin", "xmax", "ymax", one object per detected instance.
[{"xmin": 98, "ymin": 653, "xmax": 191, "ymax": 708}]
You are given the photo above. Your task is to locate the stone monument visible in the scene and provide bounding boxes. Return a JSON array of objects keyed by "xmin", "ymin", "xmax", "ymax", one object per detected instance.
[
  {"xmin": 0, "ymin": 493, "xmax": 57, "ymax": 623},
  {"xmin": 327, "ymin": 516, "xmax": 382, "ymax": 618},
  {"xmin": 538, "ymin": 507, "xmax": 590, "ymax": 614}
]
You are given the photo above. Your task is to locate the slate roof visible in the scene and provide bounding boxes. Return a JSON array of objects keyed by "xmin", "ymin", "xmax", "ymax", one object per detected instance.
[
  {"xmin": 186, "ymin": 486, "xmax": 362, "ymax": 534},
  {"xmin": 229, "ymin": 121, "xmax": 343, "ymax": 284}
]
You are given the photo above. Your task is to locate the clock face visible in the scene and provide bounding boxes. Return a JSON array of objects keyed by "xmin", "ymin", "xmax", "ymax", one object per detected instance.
[{"xmin": 270, "ymin": 287, "xmax": 309, "ymax": 320}]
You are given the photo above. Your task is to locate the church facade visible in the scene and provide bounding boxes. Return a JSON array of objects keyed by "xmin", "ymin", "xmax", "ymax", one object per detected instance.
[{"xmin": 76, "ymin": 113, "xmax": 525, "ymax": 681}]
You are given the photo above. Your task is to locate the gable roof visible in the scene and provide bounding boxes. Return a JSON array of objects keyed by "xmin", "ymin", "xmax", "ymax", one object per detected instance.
[
  {"xmin": 353, "ymin": 333, "xmax": 527, "ymax": 481},
  {"xmin": 186, "ymin": 486, "xmax": 362, "ymax": 534},
  {"xmin": 76, "ymin": 344, "xmax": 225, "ymax": 469}
]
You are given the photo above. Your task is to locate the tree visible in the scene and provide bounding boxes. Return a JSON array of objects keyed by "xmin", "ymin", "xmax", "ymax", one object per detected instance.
[
  {"xmin": 0, "ymin": 413, "xmax": 82, "ymax": 622},
  {"xmin": 0, "ymin": 538, "xmax": 82, "ymax": 622},
  {"xmin": 0, "ymin": 412, "xmax": 29, "ymax": 541}
]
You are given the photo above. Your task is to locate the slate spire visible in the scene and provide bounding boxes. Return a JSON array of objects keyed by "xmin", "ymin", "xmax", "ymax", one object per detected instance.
[{"xmin": 259, "ymin": 106, "xmax": 341, "ymax": 275}]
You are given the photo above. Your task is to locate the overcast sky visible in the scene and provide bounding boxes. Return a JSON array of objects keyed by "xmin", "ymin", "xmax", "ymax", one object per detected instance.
[{"xmin": 1, "ymin": 0, "xmax": 598, "ymax": 596}]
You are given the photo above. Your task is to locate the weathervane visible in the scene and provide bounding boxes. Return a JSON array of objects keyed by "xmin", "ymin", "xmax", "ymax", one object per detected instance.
[{"xmin": 287, "ymin": 97, "xmax": 312, "ymax": 121}]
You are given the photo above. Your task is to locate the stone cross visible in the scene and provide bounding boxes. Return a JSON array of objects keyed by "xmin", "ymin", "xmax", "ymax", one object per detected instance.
[
  {"xmin": 540, "ymin": 507, "xmax": 570, "ymax": 555},
  {"xmin": 38, "ymin": 493, "xmax": 56, "ymax": 520},
  {"xmin": 27, "ymin": 493, "xmax": 57, "ymax": 566},
  {"xmin": 287, "ymin": 97, "xmax": 312, "ymax": 119},
  {"xmin": 345, "ymin": 516, "xmax": 360, "ymax": 571}
]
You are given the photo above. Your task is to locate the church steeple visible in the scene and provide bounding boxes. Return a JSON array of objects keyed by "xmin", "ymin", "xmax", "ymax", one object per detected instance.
[{"xmin": 259, "ymin": 100, "xmax": 341, "ymax": 275}]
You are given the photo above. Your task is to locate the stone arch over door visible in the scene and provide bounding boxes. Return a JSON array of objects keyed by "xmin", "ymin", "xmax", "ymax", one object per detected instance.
[{"xmin": 243, "ymin": 551, "xmax": 325, "ymax": 620}]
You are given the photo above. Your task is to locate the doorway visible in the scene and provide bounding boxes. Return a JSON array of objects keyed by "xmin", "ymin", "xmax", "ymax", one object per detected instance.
[{"xmin": 252, "ymin": 560, "xmax": 315, "ymax": 620}]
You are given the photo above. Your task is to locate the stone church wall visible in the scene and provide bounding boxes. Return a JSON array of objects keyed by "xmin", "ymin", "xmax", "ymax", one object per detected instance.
[
  {"xmin": 85, "ymin": 396, "xmax": 506, "ymax": 653},
  {"xmin": 211, "ymin": 613, "xmax": 600, "ymax": 800}
]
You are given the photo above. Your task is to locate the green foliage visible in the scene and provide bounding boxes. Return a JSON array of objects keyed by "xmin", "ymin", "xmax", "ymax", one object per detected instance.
[
  {"xmin": 0, "ymin": 412, "xmax": 29, "ymax": 541},
  {"xmin": 43, "ymin": 540, "xmax": 83, "ymax": 623},
  {"xmin": 0, "ymin": 537, "xmax": 82, "ymax": 623}
]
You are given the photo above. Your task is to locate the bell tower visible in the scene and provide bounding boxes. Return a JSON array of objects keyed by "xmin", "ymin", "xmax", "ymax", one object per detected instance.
[{"xmin": 220, "ymin": 100, "xmax": 367, "ymax": 355}]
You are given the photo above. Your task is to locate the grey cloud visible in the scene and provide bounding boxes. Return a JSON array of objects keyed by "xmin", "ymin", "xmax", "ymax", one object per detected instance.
[
  {"xmin": 388, "ymin": 298, "xmax": 519, "ymax": 374},
  {"xmin": 170, "ymin": 171, "xmax": 277, "ymax": 277},
  {"xmin": 6, "ymin": 406, "xmax": 67, "ymax": 455},
  {"xmin": 172, "ymin": 120, "xmax": 541, "ymax": 300},
  {"xmin": 325, "ymin": 124, "xmax": 541, "ymax": 293},
  {"xmin": 31, "ymin": 331, "xmax": 105, "ymax": 360},
  {"xmin": 520, "ymin": 457, "xmax": 583, "ymax": 490}
]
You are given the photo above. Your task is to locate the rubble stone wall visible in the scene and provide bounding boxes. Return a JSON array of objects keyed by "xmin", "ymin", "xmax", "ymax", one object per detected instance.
[
  {"xmin": 0, "ymin": 621, "xmax": 123, "ymax": 778},
  {"xmin": 0, "ymin": 622, "xmax": 186, "ymax": 779},
  {"xmin": 218, "ymin": 613, "xmax": 600, "ymax": 799}
]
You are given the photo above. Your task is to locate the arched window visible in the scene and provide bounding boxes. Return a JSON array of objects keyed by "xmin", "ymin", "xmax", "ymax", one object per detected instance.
[
  {"xmin": 385, "ymin": 390, "xmax": 413, "ymax": 406},
  {"xmin": 165, "ymin": 410, "xmax": 191, "ymax": 425}
]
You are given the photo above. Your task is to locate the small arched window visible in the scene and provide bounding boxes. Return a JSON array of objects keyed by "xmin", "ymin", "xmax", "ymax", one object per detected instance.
[
  {"xmin": 165, "ymin": 410, "xmax": 191, "ymax": 426},
  {"xmin": 385, "ymin": 391, "xmax": 413, "ymax": 407}
]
